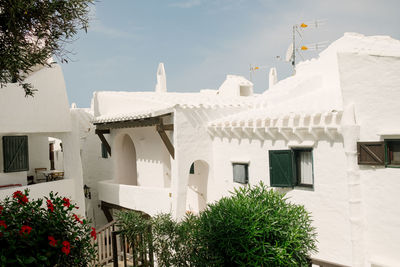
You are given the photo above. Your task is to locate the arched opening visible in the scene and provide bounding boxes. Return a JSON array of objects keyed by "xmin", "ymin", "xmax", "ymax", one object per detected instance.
[
  {"xmin": 115, "ymin": 134, "xmax": 138, "ymax": 185},
  {"xmin": 186, "ymin": 160, "xmax": 209, "ymax": 213}
]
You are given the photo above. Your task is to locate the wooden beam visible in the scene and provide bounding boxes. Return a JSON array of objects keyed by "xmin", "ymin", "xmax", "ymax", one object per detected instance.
[
  {"xmin": 95, "ymin": 117, "xmax": 161, "ymax": 130},
  {"xmin": 100, "ymin": 201, "xmax": 114, "ymax": 222},
  {"xmin": 157, "ymin": 121, "xmax": 175, "ymax": 159},
  {"xmin": 156, "ymin": 124, "xmax": 174, "ymax": 131},
  {"xmin": 96, "ymin": 130, "xmax": 111, "ymax": 157}
]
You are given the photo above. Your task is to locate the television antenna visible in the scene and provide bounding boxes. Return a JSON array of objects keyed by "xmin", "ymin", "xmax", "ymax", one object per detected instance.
[
  {"xmin": 285, "ymin": 19, "xmax": 327, "ymax": 74},
  {"xmin": 249, "ymin": 64, "xmax": 268, "ymax": 82}
]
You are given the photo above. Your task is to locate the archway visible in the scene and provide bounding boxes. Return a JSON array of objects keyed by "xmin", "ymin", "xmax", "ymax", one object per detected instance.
[
  {"xmin": 115, "ymin": 134, "xmax": 138, "ymax": 185},
  {"xmin": 186, "ymin": 160, "xmax": 209, "ymax": 213}
]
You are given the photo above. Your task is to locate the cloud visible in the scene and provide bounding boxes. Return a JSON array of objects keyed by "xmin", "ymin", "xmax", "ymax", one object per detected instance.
[
  {"xmin": 87, "ymin": 5, "xmax": 138, "ymax": 40},
  {"xmin": 170, "ymin": 0, "xmax": 203, "ymax": 8}
]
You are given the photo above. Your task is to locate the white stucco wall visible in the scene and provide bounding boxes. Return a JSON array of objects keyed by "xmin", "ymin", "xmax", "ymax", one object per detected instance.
[
  {"xmin": 211, "ymin": 136, "xmax": 352, "ymax": 265},
  {"xmin": 112, "ymin": 126, "xmax": 171, "ymax": 188},
  {"xmin": 338, "ymin": 52, "xmax": 400, "ymax": 266},
  {"xmin": 98, "ymin": 180, "xmax": 172, "ymax": 217},
  {"xmin": 0, "ymin": 179, "xmax": 84, "ymax": 216},
  {"xmin": 80, "ymin": 119, "xmax": 113, "ymax": 227},
  {"xmin": 0, "ymin": 64, "xmax": 71, "ymax": 133}
]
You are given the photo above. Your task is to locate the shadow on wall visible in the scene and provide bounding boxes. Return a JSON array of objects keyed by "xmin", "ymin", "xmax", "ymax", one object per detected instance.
[
  {"xmin": 186, "ymin": 160, "xmax": 209, "ymax": 213},
  {"xmin": 114, "ymin": 134, "xmax": 138, "ymax": 186}
]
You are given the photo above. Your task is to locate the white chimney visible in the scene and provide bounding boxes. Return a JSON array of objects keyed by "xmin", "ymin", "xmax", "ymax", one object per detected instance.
[
  {"xmin": 269, "ymin": 67, "xmax": 278, "ymax": 88},
  {"xmin": 155, "ymin": 62, "xmax": 167, "ymax": 93}
]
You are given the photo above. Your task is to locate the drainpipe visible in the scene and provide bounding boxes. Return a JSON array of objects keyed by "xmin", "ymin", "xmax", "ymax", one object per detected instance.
[{"xmin": 341, "ymin": 104, "xmax": 365, "ymax": 267}]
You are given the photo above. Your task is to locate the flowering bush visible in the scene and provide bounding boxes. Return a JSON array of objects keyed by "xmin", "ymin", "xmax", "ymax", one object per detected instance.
[{"xmin": 0, "ymin": 190, "xmax": 97, "ymax": 266}]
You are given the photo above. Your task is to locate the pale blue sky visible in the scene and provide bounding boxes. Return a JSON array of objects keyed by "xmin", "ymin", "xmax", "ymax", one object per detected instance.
[{"xmin": 60, "ymin": 0, "xmax": 400, "ymax": 107}]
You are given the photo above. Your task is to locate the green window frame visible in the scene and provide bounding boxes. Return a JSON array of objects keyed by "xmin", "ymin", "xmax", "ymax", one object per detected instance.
[
  {"xmin": 3, "ymin": 136, "xmax": 29, "ymax": 173},
  {"xmin": 269, "ymin": 149, "xmax": 314, "ymax": 188}
]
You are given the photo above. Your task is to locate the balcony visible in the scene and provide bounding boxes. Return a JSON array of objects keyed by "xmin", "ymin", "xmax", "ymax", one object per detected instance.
[{"xmin": 98, "ymin": 180, "xmax": 172, "ymax": 217}]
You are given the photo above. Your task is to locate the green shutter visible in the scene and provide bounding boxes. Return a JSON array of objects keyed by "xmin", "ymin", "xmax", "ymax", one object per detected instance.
[
  {"xmin": 3, "ymin": 136, "xmax": 29, "ymax": 173},
  {"xmin": 269, "ymin": 150, "xmax": 295, "ymax": 187},
  {"xmin": 101, "ymin": 143, "xmax": 108, "ymax": 158}
]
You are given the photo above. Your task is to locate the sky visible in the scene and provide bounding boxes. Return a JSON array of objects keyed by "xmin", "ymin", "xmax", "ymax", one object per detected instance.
[{"xmin": 60, "ymin": 0, "xmax": 400, "ymax": 108}]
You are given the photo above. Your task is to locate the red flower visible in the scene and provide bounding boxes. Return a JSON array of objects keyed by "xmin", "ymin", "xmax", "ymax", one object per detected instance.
[
  {"xmin": 13, "ymin": 191, "xmax": 28, "ymax": 204},
  {"xmin": 73, "ymin": 214, "xmax": 82, "ymax": 224},
  {"xmin": 0, "ymin": 205, "xmax": 3, "ymax": 215},
  {"xmin": 62, "ymin": 197, "xmax": 70, "ymax": 208},
  {"xmin": 61, "ymin": 240, "xmax": 70, "ymax": 255},
  {"xmin": 48, "ymin": 236, "xmax": 57, "ymax": 247},
  {"xmin": 13, "ymin": 190, "xmax": 23, "ymax": 198},
  {"xmin": 47, "ymin": 200, "xmax": 54, "ymax": 212},
  {"xmin": 0, "ymin": 220, "xmax": 7, "ymax": 229},
  {"xmin": 19, "ymin": 225, "xmax": 32, "ymax": 236},
  {"xmin": 91, "ymin": 227, "xmax": 97, "ymax": 240}
]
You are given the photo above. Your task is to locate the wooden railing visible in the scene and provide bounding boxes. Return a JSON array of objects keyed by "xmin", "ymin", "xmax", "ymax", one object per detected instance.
[{"xmin": 93, "ymin": 220, "xmax": 116, "ymax": 265}]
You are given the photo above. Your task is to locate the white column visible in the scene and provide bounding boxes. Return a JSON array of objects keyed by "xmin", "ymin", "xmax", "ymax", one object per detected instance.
[
  {"xmin": 61, "ymin": 109, "xmax": 86, "ymax": 216},
  {"xmin": 341, "ymin": 104, "xmax": 365, "ymax": 267}
]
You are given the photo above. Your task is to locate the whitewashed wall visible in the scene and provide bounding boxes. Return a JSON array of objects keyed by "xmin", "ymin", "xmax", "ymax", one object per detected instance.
[
  {"xmin": 111, "ymin": 126, "xmax": 171, "ymax": 188},
  {"xmin": 0, "ymin": 64, "xmax": 71, "ymax": 133},
  {"xmin": 211, "ymin": 136, "xmax": 352, "ymax": 265},
  {"xmin": 338, "ymin": 52, "xmax": 400, "ymax": 266}
]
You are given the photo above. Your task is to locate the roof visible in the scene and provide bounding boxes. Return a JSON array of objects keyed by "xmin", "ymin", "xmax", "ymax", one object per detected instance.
[{"xmin": 93, "ymin": 91, "xmax": 256, "ymax": 124}]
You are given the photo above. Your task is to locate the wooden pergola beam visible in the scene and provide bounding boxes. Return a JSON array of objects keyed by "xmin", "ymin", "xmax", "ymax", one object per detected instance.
[
  {"xmin": 156, "ymin": 122, "xmax": 175, "ymax": 159},
  {"xmin": 95, "ymin": 129, "xmax": 111, "ymax": 157},
  {"xmin": 95, "ymin": 117, "xmax": 161, "ymax": 130}
]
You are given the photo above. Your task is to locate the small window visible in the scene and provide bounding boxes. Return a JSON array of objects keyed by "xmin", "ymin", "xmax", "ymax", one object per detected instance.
[
  {"xmin": 101, "ymin": 143, "xmax": 108, "ymax": 159},
  {"xmin": 269, "ymin": 149, "xmax": 313, "ymax": 188},
  {"xmin": 189, "ymin": 163, "xmax": 195, "ymax": 174},
  {"xmin": 233, "ymin": 163, "xmax": 249, "ymax": 184},
  {"xmin": 294, "ymin": 149, "xmax": 313, "ymax": 187},
  {"xmin": 3, "ymin": 136, "xmax": 29, "ymax": 173},
  {"xmin": 386, "ymin": 140, "xmax": 400, "ymax": 166}
]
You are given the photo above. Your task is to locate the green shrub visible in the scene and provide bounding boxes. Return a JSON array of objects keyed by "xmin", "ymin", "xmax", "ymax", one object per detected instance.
[
  {"xmin": 116, "ymin": 182, "xmax": 317, "ymax": 267},
  {"xmin": 196, "ymin": 182, "xmax": 317, "ymax": 266},
  {"xmin": 0, "ymin": 189, "xmax": 97, "ymax": 266}
]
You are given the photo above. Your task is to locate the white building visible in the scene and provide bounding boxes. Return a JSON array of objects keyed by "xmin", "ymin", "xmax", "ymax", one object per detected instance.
[
  {"xmin": 85, "ymin": 33, "xmax": 400, "ymax": 267},
  {"xmin": 0, "ymin": 62, "xmax": 85, "ymax": 216}
]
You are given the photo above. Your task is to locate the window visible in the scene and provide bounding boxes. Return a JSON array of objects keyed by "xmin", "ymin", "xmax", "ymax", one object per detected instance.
[
  {"xmin": 233, "ymin": 163, "xmax": 249, "ymax": 184},
  {"xmin": 294, "ymin": 149, "xmax": 313, "ymax": 187},
  {"xmin": 269, "ymin": 149, "xmax": 313, "ymax": 188},
  {"xmin": 357, "ymin": 140, "xmax": 400, "ymax": 167},
  {"xmin": 189, "ymin": 163, "xmax": 195, "ymax": 174},
  {"xmin": 386, "ymin": 140, "xmax": 400, "ymax": 166},
  {"xmin": 2, "ymin": 136, "xmax": 29, "ymax": 173},
  {"xmin": 101, "ymin": 143, "xmax": 108, "ymax": 159}
]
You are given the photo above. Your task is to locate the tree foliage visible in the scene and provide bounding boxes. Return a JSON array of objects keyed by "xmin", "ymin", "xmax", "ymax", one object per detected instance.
[{"xmin": 0, "ymin": 0, "xmax": 93, "ymax": 96}]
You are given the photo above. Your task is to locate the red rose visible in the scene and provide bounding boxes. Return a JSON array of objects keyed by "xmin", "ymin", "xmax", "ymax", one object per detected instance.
[
  {"xmin": 13, "ymin": 191, "xmax": 28, "ymax": 204},
  {"xmin": 62, "ymin": 197, "xmax": 70, "ymax": 208},
  {"xmin": 47, "ymin": 200, "xmax": 54, "ymax": 212},
  {"xmin": 19, "ymin": 225, "xmax": 32, "ymax": 236},
  {"xmin": 90, "ymin": 227, "xmax": 96, "ymax": 240},
  {"xmin": 61, "ymin": 240, "xmax": 70, "ymax": 255},
  {"xmin": 13, "ymin": 191, "xmax": 23, "ymax": 198},
  {"xmin": 48, "ymin": 236, "xmax": 57, "ymax": 247},
  {"xmin": 0, "ymin": 205, "xmax": 3, "ymax": 215},
  {"xmin": 0, "ymin": 220, "xmax": 7, "ymax": 229}
]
